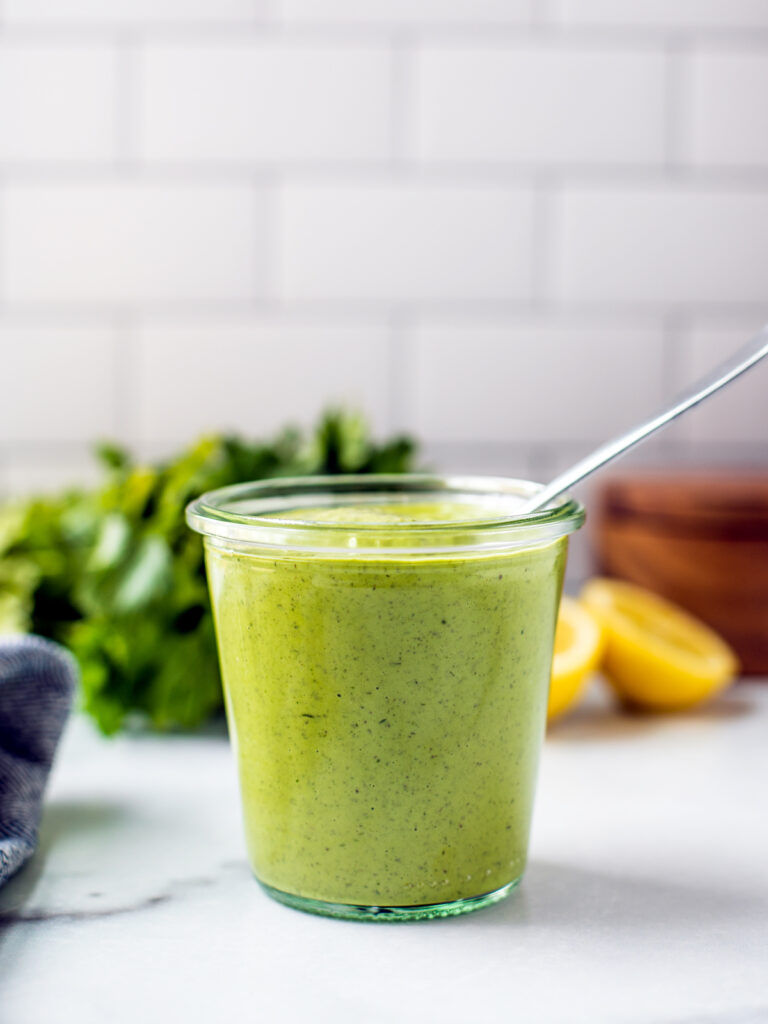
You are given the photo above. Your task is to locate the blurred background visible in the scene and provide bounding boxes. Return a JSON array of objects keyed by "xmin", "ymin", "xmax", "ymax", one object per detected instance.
[{"xmin": 1, "ymin": 0, "xmax": 767, "ymax": 586}]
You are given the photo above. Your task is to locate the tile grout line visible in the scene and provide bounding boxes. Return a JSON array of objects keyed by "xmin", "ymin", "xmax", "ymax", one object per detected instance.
[
  {"xmin": 4, "ymin": 23, "xmax": 768, "ymax": 47},
  {"xmin": 387, "ymin": 310, "xmax": 413, "ymax": 437},
  {"xmin": 259, "ymin": 173, "xmax": 282, "ymax": 307},
  {"xmin": 664, "ymin": 36, "xmax": 689, "ymax": 172},
  {"xmin": 662, "ymin": 309, "xmax": 689, "ymax": 397},
  {"xmin": 0, "ymin": 173, "xmax": 4, "ymax": 316},
  {"xmin": 1, "ymin": 299, "xmax": 768, "ymax": 321},
  {"xmin": 530, "ymin": 176, "xmax": 555, "ymax": 307},
  {"xmin": 660, "ymin": 309, "xmax": 689, "ymax": 453},
  {"xmin": 389, "ymin": 34, "xmax": 414, "ymax": 164},
  {"xmin": 4, "ymin": 161, "xmax": 768, "ymax": 188},
  {"xmin": 114, "ymin": 32, "xmax": 140, "ymax": 170},
  {"xmin": 112, "ymin": 312, "xmax": 137, "ymax": 447}
]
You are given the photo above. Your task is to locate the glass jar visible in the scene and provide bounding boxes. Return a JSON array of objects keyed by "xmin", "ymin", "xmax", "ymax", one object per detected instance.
[{"xmin": 187, "ymin": 474, "xmax": 584, "ymax": 920}]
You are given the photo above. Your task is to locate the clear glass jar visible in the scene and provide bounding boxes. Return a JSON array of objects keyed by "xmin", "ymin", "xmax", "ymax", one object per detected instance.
[{"xmin": 187, "ymin": 474, "xmax": 584, "ymax": 921}]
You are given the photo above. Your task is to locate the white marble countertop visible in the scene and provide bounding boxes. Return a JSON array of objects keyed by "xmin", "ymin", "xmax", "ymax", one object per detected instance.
[{"xmin": 2, "ymin": 682, "xmax": 768, "ymax": 1024}]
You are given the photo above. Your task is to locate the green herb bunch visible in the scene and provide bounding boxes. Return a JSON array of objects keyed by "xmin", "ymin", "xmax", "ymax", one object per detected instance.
[{"xmin": 0, "ymin": 411, "xmax": 415, "ymax": 734}]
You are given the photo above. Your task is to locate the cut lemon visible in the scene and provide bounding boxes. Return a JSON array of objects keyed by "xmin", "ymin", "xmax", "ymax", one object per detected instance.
[
  {"xmin": 580, "ymin": 578, "xmax": 739, "ymax": 711},
  {"xmin": 548, "ymin": 596, "xmax": 604, "ymax": 721}
]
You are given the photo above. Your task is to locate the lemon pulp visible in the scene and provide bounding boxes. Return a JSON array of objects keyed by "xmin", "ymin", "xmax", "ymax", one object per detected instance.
[
  {"xmin": 548, "ymin": 596, "xmax": 604, "ymax": 721},
  {"xmin": 580, "ymin": 578, "xmax": 738, "ymax": 711}
]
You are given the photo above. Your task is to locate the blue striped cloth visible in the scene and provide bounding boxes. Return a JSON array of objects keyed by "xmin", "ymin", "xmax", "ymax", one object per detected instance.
[{"xmin": 0, "ymin": 636, "xmax": 76, "ymax": 887}]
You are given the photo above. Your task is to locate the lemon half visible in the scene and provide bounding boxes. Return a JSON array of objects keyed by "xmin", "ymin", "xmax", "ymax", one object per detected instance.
[
  {"xmin": 548, "ymin": 596, "xmax": 604, "ymax": 721},
  {"xmin": 580, "ymin": 578, "xmax": 739, "ymax": 711}
]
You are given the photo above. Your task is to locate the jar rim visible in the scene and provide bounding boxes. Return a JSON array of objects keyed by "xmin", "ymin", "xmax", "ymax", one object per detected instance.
[{"xmin": 186, "ymin": 474, "xmax": 585, "ymax": 556}]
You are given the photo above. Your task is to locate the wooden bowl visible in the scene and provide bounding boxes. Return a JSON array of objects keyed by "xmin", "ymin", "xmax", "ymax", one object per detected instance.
[{"xmin": 592, "ymin": 472, "xmax": 768, "ymax": 675}]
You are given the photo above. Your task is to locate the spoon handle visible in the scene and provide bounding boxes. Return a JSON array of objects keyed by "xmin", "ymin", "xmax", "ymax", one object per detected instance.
[{"xmin": 525, "ymin": 323, "xmax": 768, "ymax": 514}]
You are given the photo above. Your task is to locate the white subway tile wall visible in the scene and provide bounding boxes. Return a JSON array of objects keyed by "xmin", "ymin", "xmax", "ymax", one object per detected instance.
[
  {"xmin": 684, "ymin": 51, "xmax": 768, "ymax": 168},
  {"xmin": 135, "ymin": 322, "xmax": 392, "ymax": 445},
  {"xmin": 554, "ymin": 1, "xmax": 768, "ymax": 29},
  {"xmin": 0, "ymin": 1, "xmax": 767, "ymax": 518},
  {"xmin": 280, "ymin": 183, "xmax": 535, "ymax": 301},
  {"xmin": 552, "ymin": 186, "xmax": 768, "ymax": 304},
  {"xmin": 1, "ymin": 183, "xmax": 266, "ymax": 303},
  {"xmin": 0, "ymin": 326, "xmax": 118, "ymax": 443},
  {"xmin": 3, "ymin": 1, "xmax": 261, "ymax": 25},
  {"xmin": 415, "ymin": 45, "xmax": 666, "ymax": 165},
  {"xmin": 0, "ymin": 45, "xmax": 117, "ymax": 163},
  {"xmin": 405, "ymin": 322, "xmax": 667, "ymax": 444},
  {"xmin": 673, "ymin": 322, "xmax": 768, "ymax": 447},
  {"xmin": 139, "ymin": 44, "xmax": 393, "ymax": 164},
  {"xmin": 281, "ymin": 2, "xmax": 534, "ymax": 25}
]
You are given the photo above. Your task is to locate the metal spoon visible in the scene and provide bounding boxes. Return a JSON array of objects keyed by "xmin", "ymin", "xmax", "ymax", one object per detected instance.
[{"xmin": 522, "ymin": 323, "xmax": 768, "ymax": 514}]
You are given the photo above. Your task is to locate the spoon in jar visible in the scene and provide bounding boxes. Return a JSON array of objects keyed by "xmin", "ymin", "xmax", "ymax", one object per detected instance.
[{"xmin": 521, "ymin": 323, "xmax": 768, "ymax": 514}]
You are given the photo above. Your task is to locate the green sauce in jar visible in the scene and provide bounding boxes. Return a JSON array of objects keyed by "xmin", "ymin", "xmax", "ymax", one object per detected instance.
[{"xmin": 205, "ymin": 500, "xmax": 568, "ymax": 911}]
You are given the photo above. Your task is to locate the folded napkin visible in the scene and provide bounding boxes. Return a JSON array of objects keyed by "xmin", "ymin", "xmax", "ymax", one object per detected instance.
[{"xmin": 0, "ymin": 635, "xmax": 76, "ymax": 888}]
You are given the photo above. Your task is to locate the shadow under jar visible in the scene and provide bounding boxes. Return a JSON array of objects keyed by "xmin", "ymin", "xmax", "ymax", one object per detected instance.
[{"xmin": 187, "ymin": 475, "xmax": 584, "ymax": 921}]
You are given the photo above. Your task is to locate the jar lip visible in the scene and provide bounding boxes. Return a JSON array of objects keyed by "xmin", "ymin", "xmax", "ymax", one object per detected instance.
[{"xmin": 186, "ymin": 474, "xmax": 584, "ymax": 555}]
